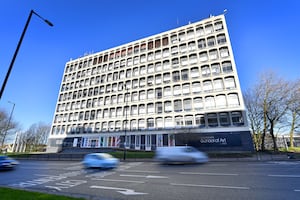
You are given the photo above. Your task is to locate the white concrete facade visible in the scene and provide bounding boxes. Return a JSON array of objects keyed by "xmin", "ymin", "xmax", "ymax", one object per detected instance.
[{"xmin": 47, "ymin": 15, "xmax": 253, "ymax": 153}]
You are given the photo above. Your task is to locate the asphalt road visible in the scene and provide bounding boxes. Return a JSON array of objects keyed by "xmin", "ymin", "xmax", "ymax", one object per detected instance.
[{"xmin": 1, "ymin": 160, "xmax": 300, "ymax": 200}]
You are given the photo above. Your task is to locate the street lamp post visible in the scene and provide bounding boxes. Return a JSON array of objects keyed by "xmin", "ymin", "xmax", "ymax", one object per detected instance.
[
  {"xmin": 123, "ymin": 86, "xmax": 129, "ymax": 161},
  {"xmin": 1, "ymin": 101, "xmax": 15, "ymax": 148},
  {"xmin": 0, "ymin": 10, "xmax": 53, "ymax": 99}
]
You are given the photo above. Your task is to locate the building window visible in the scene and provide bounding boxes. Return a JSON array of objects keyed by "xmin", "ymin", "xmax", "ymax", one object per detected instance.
[
  {"xmin": 163, "ymin": 60, "xmax": 171, "ymax": 70},
  {"xmin": 147, "ymin": 89, "xmax": 154, "ymax": 99},
  {"xmin": 199, "ymin": 51, "xmax": 208, "ymax": 62},
  {"xmin": 131, "ymin": 105, "xmax": 138, "ymax": 116},
  {"xmin": 173, "ymin": 85, "xmax": 181, "ymax": 96},
  {"xmin": 220, "ymin": 47, "xmax": 229, "ymax": 58},
  {"xmin": 194, "ymin": 97, "xmax": 203, "ymax": 110},
  {"xmin": 171, "ymin": 34, "xmax": 177, "ymax": 44},
  {"xmin": 217, "ymin": 34, "xmax": 226, "ymax": 44},
  {"xmin": 172, "ymin": 71, "xmax": 180, "ymax": 82},
  {"xmin": 196, "ymin": 26, "xmax": 205, "ymax": 37},
  {"xmin": 164, "ymin": 101, "xmax": 172, "ymax": 112},
  {"xmin": 215, "ymin": 21, "xmax": 224, "ymax": 31},
  {"xmin": 165, "ymin": 117, "xmax": 173, "ymax": 128},
  {"xmin": 175, "ymin": 116, "xmax": 184, "ymax": 127},
  {"xmin": 164, "ymin": 86, "xmax": 172, "ymax": 97},
  {"xmin": 191, "ymin": 67, "xmax": 200, "ymax": 78},
  {"xmin": 207, "ymin": 36, "xmax": 216, "ymax": 47},
  {"xmin": 148, "ymin": 64, "xmax": 154, "ymax": 73},
  {"xmin": 183, "ymin": 98, "xmax": 192, "ymax": 111},
  {"xmin": 156, "ymin": 117, "xmax": 163, "ymax": 128},
  {"xmin": 203, "ymin": 80, "xmax": 213, "ymax": 92},
  {"xmin": 219, "ymin": 112, "xmax": 230, "ymax": 126},
  {"xmin": 139, "ymin": 104, "xmax": 146, "ymax": 114},
  {"xmin": 156, "ymin": 88, "xmax": 162, "ymax": 99},
  {"xmin": 155, "ymin": 39, "xmax": 161, "ymax": 48},
  {"xmin": 205, "ymin": 96, "xmax": 215, "ymax": 109},
  {"xmin": 213, "ymin": 78, "xmax": 224, "ymax": 91},
  {"xmin": 156, "ymin": 102, "xmax": 163, "ymax": 114},
  {"xmin": 192, "ymin": 82, "xmax": 201, "ymax": 93},
  {"xmin": 171, "ymin": 46, "xmax": 178, "ymax": 55},
  {"xmin": 216, "ymin": 94, "xmax": 227, "ymax": 108},
  {"xmin": 181, "ymin": 69, "xmax": 189, "ymax": 80},
  {"xmin": 139, "ymin": 90, "xmax": 146, "ymax": 100},
  {"xmin": 162, "ymin": 48, "xmax": 170, "ymax": 57},
  {"xmin": 228, "ymin": 93, "xmax": 240, "ymax": 107},
  {"xmin": 174, "ymin": 99, "xmax": 182, "ymax": 112},
  {"xmin": 147, "ymin": 103, "xmax": 154, "ymax": 113},
  {"xmin": 207, "ymin": 113, "xmax": 218, "ymax": 127},
  {"xmin": 185, "ymin": 115, "xmax": 193, "ymax": 126},
  {"xmin": 222, "ymin": 61, "xmax": 233, "ymax": 73},
  {"xmin": 163, "ymin": 73, "xmax": 171, "ymax": 83},
  {"xmin": 205, "ymin": 24, "xmax": 213, "ymax": 34},
  {"xmin": 155, "ymin": 74, "xmax": 162, "ymax": 85},
  {"xmin": 187, "ymin": 29, "xmax": 194, "ymax": 40},
  {"xmin": 147, "ymin": 118, "xmax": 155, "ymax": 128},
  {"xmin": 155, "ymin": 62, "xmax": 162, "ymax": 72},
  {"xmin": 209, "ymin": 49, "xmax": 218, "ymax": 60},
  {"xmin": 232, "ymin": 111, "xmax": 244, "ymax": 126},
  {"xmin": 195, "ymin": 114, "xmax": 205, "ymax": 127},
  {"xmin": 179, "ymin": 32, "xmax": 186, "ymax": 41},
  {"xmin": 182, "ymin": 83, "xmax": 190, "ymax": 94},
  {"xmin": 138, "ymin": 119, "xmax": 145, "ymax": 129},
  {"xmin": 224, "ymin": 77, "xmax": 236, "ymax": 89}
]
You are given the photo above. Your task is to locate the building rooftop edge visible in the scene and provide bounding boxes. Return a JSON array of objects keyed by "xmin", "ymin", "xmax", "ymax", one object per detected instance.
[{"xmin": 67, "ymin": 14, "xmax": 225, "ymax": 64}]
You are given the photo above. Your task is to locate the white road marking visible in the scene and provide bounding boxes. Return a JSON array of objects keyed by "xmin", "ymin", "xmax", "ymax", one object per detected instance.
[
  {"xmin": 117, "ymin": 169, "xmax": 160, "ymax": 173},
  {"xmin": 268, "ymin": 174, "xmax": 300, "ymax": 178},
  {"xmin": 91, "ymin": 178, "xmax": 144, "ymax": 183},
  {"xmin": 171, "ymin": 183, "xmax": 250, "ymax": 190},
  {"xmin": 180, "ymin": 172, "xmax": 238, "ymax": 176},
  {"xmin": 90, "ymin": 185, "xmax": 148, "ymax": 195},
  {"xmin": 294, "ymin": 189, "xmax": 300, "ymax": 192},
  {"xmin": 120, "ymin": 174, "xmax": 168, "ymax": 179}
]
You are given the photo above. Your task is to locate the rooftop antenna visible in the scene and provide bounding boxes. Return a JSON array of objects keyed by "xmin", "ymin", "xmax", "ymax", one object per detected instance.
[{"xmin": 223, "ymin": 9, "xmax": 228, "ymax": 15}]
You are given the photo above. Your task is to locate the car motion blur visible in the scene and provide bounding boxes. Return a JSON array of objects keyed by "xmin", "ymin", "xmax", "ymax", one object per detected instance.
[
  {"xmin": 82, "ymin": 153, "xmax": 119, "ymax": 169},
  {"xmin": 0, "ymin": 155, "xmax": 19, "ymax": 170},
  {"xmin": 155, "ymin": 146, "xmax": 208, "ymax": 164}
]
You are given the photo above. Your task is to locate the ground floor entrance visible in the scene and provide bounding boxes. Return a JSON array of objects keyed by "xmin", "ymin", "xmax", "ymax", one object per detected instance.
[{"xmin": 47, "ymin": 129, "xmax": 254, "ymax": 153}]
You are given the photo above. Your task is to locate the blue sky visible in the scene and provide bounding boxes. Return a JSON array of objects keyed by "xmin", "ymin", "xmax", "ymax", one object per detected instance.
[{"xmin": 0, "ymin": 0, "xmax": 299, "ymax": 131}]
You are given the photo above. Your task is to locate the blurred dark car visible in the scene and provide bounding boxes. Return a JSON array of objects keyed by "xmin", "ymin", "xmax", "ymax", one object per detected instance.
[
  {"xmin": 0, "ymin": 155, "xmax": 19, "ymax": 170},
  {"xmin": 82, "ymin": 153, "xmax": 119, "ymax": 169}
]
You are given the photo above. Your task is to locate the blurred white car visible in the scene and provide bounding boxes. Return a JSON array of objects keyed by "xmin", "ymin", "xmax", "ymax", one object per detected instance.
[
  {"xmin": 82, "ymin": 153, "xmax": 119, "ymax": 169},
  {"xmin": 0, "ymin": 155, "xmax": 19, "ymax": 170},
  {"xmin": 155, "ymin": 146, "xmax": 208, "ymax": 164}
]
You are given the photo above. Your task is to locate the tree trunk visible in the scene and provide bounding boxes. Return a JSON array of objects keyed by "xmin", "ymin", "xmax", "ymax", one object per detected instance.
[
  {"xmin": 289, "ymin": 111, "xmax": 296, "ymax": 148},
  {"xmin": 269, "ymin": 122, "xmax": 278, "ymax": 151}
]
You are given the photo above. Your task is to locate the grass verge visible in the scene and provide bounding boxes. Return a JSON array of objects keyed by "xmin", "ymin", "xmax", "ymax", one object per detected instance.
[{"xmin": 0, "ymin": 187, "xmax": 84, "ymax": 200}]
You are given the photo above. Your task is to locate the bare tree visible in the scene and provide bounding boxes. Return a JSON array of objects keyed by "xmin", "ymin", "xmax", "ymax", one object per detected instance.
[
  {"xmin": 0, "ymin": 109, "xmax": 18, "ymax": 147},
  {"xmin": 286, "ymin": 79, "xmax": 300, "ymax": 148},
  {"xmin": 244, "ymin": 70, "xmax": 292, "ymax": 151},
  {"xmin": 22, "ymin": 122, "xmax": 50, "ymax": 152},
  {"xmin": 243, "ymin": 87, "xmax": 264, "ymax": 151}
]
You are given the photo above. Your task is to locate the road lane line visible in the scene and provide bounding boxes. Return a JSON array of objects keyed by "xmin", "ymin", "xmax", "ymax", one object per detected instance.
[
  {"xmin": 91, "ymin": 178, "xmax": 144, "ymax": 183},
  {"xmin": 294, "ymin": 189, "xmax": 300, "ymax": 192},
  {"xmin": 268, "ymin": 174, "xmax": 300, "ymax": 178},
  {"xmin": 117, "ymin": 169, "xmax": 160, "ymax": 173},
  {"xmin": 170, "ymin": 183, "xmax": 250, "ymax": 190},
  {"xmin": 180, "ymin": 172, "xmax": 238, "ymax": 176},
  {"xmin": 120, "ymin": 174, "xmax": 168, "ymax": 179}
]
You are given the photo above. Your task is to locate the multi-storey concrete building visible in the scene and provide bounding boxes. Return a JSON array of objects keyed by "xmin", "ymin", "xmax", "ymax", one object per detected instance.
[{"xmin": 47, "ymin": 14, "xmax": 254, "ymax": 153}]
